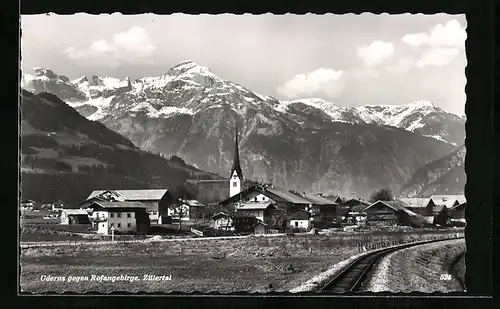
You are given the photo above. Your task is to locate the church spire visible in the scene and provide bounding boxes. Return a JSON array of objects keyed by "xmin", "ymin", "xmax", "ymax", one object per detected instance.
[{"xmin": 230, "ymin": 123, "xmax": 243, "ymax": 181}]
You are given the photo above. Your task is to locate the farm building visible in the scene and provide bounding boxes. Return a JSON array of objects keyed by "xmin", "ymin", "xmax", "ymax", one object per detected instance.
[
  {"xmin": 430, "ymin": 195, "xmax": 466, "ymax": 214},
  {"xmin": 88, "ymin": 201, "xmax": 150, "ymax": 235},
  {"xmin": 253, "ymin": 221, "xmax": 267, "ymax": 235},
  {"xmin": 289, "ymin": 209, "xmax": 311, "ymax": 230},
  {"xmin": 364, "ymin": 200, "xmax": 422, "ymax": 227},
  {"xmin": 399, "ymin": 198, "xmax": 433, "ymax": 216},
  {"xmin": 340, "ymin": 204, "xmax": 368, "ymax": 226},
  {"xmin": 86, "ymin": 189, "xmax": 174, "ymax": 224},
  {"xmin": 211, "ymin": 212, "xmax": 233, "ymax": 230},
  {"xmin": 60, "ymin": 209, "xmax": 91, "ymax": 225},
  {"xmin": 449, "ymin": 202, "xmax": 466, "ymax": 225},
  {"xmin": 302, "ymin": 193, "xmax": 339, "ymax": 224}
]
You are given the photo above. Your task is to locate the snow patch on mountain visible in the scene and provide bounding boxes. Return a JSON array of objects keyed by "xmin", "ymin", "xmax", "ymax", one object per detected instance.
[{"xmin": 129, "ymin": 102, "xmax": 194, "ymax": 118}]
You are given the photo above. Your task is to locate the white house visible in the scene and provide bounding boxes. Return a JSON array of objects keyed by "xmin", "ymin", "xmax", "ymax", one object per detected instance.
[
  {"xmin": 88, "ymin": 201, "xmax": 150, "ymax": 235},
  {"xmin": 289, "ymin": 209, "xmax": 310, "ymax": 230}
]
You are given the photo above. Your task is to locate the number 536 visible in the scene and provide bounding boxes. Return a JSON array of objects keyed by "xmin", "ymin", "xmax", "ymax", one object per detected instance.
[{"xmin": 440, "ymin": 274, "xmax": 452, "ymax": 280}]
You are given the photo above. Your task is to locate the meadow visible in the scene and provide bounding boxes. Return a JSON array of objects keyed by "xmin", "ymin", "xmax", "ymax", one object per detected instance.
[{"xmin": 20, "ymin": 228, "xmax": 464, "ymax": 293}]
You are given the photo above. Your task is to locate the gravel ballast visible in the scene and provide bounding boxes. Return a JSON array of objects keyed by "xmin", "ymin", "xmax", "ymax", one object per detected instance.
[{"xmin": 362, "ymin": 238, "xmax": 466, "ymax": 293}]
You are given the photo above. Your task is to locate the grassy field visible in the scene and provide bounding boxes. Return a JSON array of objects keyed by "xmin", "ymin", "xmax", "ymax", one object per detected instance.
[{"xmin": 20, "ymin": 229, "xmax": 463, "ymax": 293}]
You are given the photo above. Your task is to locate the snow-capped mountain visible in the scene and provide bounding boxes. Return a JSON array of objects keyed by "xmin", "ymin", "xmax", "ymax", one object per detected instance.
[{"xmin": 20, "ymin": 62, "xmax": 463, "ymax": 197}]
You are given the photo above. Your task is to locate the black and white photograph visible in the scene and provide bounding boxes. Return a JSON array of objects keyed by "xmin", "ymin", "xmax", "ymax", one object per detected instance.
[{"xmin": 19, "ymin": 13, "xmax": 467, "ymax": 294}]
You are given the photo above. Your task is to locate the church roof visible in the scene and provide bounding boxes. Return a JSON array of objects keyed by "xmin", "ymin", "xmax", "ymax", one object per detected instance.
[{"xmin": 230, "ymin": 124, "xmax": 243, "ymax": 180}]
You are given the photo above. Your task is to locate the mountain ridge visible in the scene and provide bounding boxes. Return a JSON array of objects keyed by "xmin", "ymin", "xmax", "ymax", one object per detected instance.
[{"xmin": 21, "ymin": 62, "xmax": 464, "ymax": 197}]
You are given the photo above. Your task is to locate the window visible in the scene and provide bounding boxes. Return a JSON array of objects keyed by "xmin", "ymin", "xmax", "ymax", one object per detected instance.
[
  {"xmin": 117, "ymin": 223, "xmax": 121, "ymax": 228},
  {"xmin": 233, "ymin": 182, "xmax": 238, "ymax": 187},
  {"xmin": 254, "ymin": 197, "xmax": 258, "ymax": 202},
  {"xmin": 117, "ymin": 213, "xmax": 122, "ymax": 218},
  {"xmin": 110, "ymin": 213, "xmax": 114, "ymax": 218},
  {"xmin": 262, "ymin": 197, "xmax": 266, "ymax": 201},
  {"xmin": 127, "ymin": 213, "xmax": 131, "ymax": 218},
  {"xmin": 110, "ymin": 223, "xmax": 114, "ymax": 227},
  {"xmin": 101, "ymin": 223, "xmax": 104, "ymax": 228},
  {"xmin": 127, "ymin": 223, "xmax": 131, "ymax": 228},
  {"xmin": 295, "ymin": 222, "xmax": 298, "ymax": 227}
]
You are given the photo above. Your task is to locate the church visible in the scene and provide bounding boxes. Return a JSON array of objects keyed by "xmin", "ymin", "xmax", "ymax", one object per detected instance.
[{"xmin": 219, "ymin": 124, "xmax": 315, "ymax": 228}]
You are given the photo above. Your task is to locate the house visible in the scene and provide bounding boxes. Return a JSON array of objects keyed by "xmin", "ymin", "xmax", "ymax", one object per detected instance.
[
  {"xmin": 60, "ymin": 209, "xmax": 91, "ymax": 225},
  {"xmin": 364, "ymin": 200, "xmax": 421, "ymax": 227},
  {"xmin": 174, "ymin": 199, "xmax": 206, "ymax": 220},
  {"xmin": 52, "ymin": 200, "xmax": 64, "ymax": 212},
  {"xmin": 219, "ymin": 184, "xmax": 312, "ymax": 211},
  {"xmin": 211, "ymin": 212, "xmax": 233, "ymax": 230},
  {"xmin": 87, "ymin": 201, "xmax": 150, "ymax": 235},
  {"xmin": 236, "ymin": 202, "xmax": 276, "ymax": 226},
  {"xmin": 253, "ymin": 221, "xmax": 267, "ymax": 235},
  {"xmin": 302, "ymin": 193, "xmax": 339, "ymax": 223},
  {"xmin": 231, "ymin": 212, "xmax": 260, "ymax": 234},
  {"xmin": 289, "ymin": 209, "xmax": 311, "ymax": 230},
  {"xmin": 86, "ymin": 189, "xmax": 174, "ymax": 224}
]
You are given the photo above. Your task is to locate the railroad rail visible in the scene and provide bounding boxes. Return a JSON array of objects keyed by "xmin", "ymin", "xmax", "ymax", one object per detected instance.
[{"xmin": 319, "ymin": 237, "xmax": 465, "ymax": 293}]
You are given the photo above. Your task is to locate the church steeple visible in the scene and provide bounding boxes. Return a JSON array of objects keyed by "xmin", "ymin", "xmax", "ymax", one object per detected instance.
[{"xmin": 230, "ymin": 123, "xmax": 243, "ymax": 181}]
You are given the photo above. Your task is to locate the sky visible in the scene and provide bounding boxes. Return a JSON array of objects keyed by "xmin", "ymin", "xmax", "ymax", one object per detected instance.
[{"xmin": 21, "ymin": 13, "xmax": 467, "ymax": 115}]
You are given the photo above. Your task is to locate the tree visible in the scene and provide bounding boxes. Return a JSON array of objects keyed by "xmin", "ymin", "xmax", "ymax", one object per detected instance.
[
  {"xmin": 369, "ymin": 188, "xmax": 394, "ymax": 203},
  {"xmin": 271, "ymin": 208, "xmax": 289, "ymax": 232},
  {"xmin": 169, "ymin": 184, "xmax": 199, "ymax": 230}
]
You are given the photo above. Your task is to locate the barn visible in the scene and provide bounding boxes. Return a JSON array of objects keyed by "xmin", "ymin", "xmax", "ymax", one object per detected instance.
[
  {"xmin": 364, "ymin": 200, "xmax": 421, "ymax": 227},
  {"xmin": 60, "ymin": 209, "xmax": 91, "ymax": 225}
]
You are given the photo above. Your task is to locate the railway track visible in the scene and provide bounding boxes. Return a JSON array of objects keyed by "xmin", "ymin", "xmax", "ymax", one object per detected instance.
[{"xmin": 319, "ymin": 237, "xmax": 465, "ymax": 293}]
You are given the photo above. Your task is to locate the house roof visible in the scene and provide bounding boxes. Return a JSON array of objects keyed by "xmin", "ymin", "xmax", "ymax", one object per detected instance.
[
  {"xmin": 252, "ymin": 221, "xmax": 267, "ymax": 227},
  {"xmin": 90, "ymin": 201, "xmax": 148, "ymax": 210},
  {"xmin": 399, "ymin": 198, "xmax": 431, "ymax": 208},
  {"xmin": 87, "ymin": 189, "xmax": 169, "ymax": 201},
  {"xmin": 264, "ymin": 187, "xmax": 311, "ymax": 204},
  {"xmin": 181, "ymin": 199, "xmax": 205, "ymax": 207},
  {"xmin": 218, "ymin": 184, "xmax": 311, "ymax": 206},
  {"xmin": 303, "ymin": 193, "xmax": 338, "ymax": 205},
  {"xmin": 238, "ymin": 202, "xmax": 276, "ymax": 210},
  {"xmin": 21, "ymin": 200, "xmax": 36, "ymax": 204},
  {"xmin": 212, "ymin": 212, "xmax": 231, "ymax": 220},
  {"xmin": 430, "ymin": 195, "xmax": 466, "ymax": 205},
  {"xmin": 231, "ymin": 212, "xmax": 257, "ymax": 218},
  {"xmin": 450, "ymin": 202, "xmax": 466, "ymax": 212},
  {"xmin": 62, "ymin": 209, "xmax": 89, "ymax": 215},
  {"xmin": 342, "ymin": 198, "xmax": 370, "ymax": 206},
  {"xmin": 366, "ymin": 200, "xmax": 419, "ymax": 217}
]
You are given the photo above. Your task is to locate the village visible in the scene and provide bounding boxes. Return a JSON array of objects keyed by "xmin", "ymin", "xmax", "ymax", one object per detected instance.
[{"xmin": 20, "ymin": 129, "xmax": 467, "ymax": 240}]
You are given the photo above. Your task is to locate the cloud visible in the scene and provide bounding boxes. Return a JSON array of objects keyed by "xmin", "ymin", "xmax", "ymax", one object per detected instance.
[
  {"xmin": 416, "ymin": 47, "xmax": 460, "ymax": 68},
  {"xmin": 385, "ymin": 57, "xmax": 417, "ymax": 73},
  {"xmin": 402, "ymin": 19, "xmax": 466, "ymax": 48},
  {"xmin": 350, "ymin": 68, "xmax": 380, "ymax": 78},
  {"xmin": 277, "ymin": 68, "xmax": 345, "ymax": 99},
  {"xmin": 63, "ymin": 26, "xmax": 157, "ymax": 67},
  {"xmin": 356, "ymin": 41, "xmax": 395, "ymax": 67}
]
